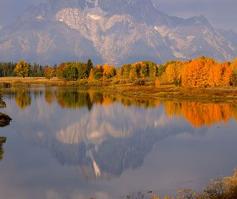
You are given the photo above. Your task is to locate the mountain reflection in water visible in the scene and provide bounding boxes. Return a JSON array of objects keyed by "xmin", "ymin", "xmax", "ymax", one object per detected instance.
[{"xmin": 0, "ymin": 86, "xmax": 237, "ymax": 199}]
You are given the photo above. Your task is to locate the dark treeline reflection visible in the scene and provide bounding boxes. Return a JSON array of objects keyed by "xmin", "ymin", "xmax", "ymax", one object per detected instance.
[
  {"xmin": 0, "ymin": 137, "xmax": 6, "ymax": 161},
  {"xmin": 0, "ymin": 96, "xmax": 11, "ymax": 161},
  {"xmin": 2, "ymin": 86, "xmax": 237, "ymax": 127}
]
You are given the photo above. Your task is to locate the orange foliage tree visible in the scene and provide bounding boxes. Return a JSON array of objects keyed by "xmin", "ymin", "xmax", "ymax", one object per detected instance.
[{"xmin": 181, "ymin": 57, "xmax": 233, "ymax": 88}]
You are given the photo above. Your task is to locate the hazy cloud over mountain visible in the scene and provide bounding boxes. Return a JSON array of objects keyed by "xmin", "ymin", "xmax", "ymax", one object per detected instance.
[{"xmin": 0, "ymin": 0, "xmax": 236, "ymax": 31}]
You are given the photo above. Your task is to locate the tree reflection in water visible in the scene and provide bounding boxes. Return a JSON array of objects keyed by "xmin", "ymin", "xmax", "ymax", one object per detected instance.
[
  {"xmin": 0, "ymin": 97, "xmax": 11, "ymax": 161},
  {"xmin": 2, "ymin": 86, "xmax": 237, "ymax": 127},
  {"xmin": 0, "ymin": 137, "xmax": 7, "ymax": 161}
]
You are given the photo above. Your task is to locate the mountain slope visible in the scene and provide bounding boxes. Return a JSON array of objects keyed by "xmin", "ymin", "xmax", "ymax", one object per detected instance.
[{"xmin": 0, "ymin": 0, "xmax": 236, "ymax": 65}]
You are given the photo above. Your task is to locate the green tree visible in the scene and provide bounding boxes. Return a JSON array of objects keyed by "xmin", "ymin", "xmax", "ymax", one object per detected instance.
[
  {"xmin": 14, "ymin": 60, "xmax": 30, "ymax": 77},
  {"xmin": 64, "ymin": 65, "xmax": 79, "ymax": 81},
  {"xmin": 75, "ymin": 63, "xmax": 87, "ymax": 79},
  {"xmin": 0, "ymin": 62, "xmax": 16, "ymax": 77},
  {"xmin": 56, "ymin": 63, "xmax": 79, "ymax": 81},
  {"xmin": 30, "ymin": 63, "xmax": 44, "ymax": 77}
]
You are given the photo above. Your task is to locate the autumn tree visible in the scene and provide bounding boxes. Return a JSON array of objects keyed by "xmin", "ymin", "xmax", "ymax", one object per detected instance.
[
  {"xmin": 121, "ymin": 64, "xmax": 131, "ymax": 79},
  {"xmin": 155, "ymin": 61, "xmax": 184, "ymax": 86},
  {"xmin": 89, "ymin": 65, "xmax": 104, "ymax": 80},
  {"xmin": 157, "ymin": 64, "xmax": 167, "ymax": 77},
  {"xmin": 230, "ymin": 59, "xmax": 237, "ymax": 86},
  {"xmin": 89, "ymin": 68, "xmax": 95, "ymax": 81},
  {"xmin": 14, "ymin": 60, "xmax": 30, "ymax": 77},
  {"xmin": 115, "ymin": 68, "xmax": 122, "ymax": 80},
  {"xmin": 129, "ymin": 63, "xmax": 141, "ymax": 80},
  {"xmin": 181, "ymin": 57, "xmax": 213, "ymax": 87},
  {"xmin": 219, "ymin": 62, "xmax": 233, "ymax": 87},
  {"xmin": 56, "ymin": 63, "xmax": 65, "ymax": 79},
  {"xmin": 103, "ymin": 64, "xmax": 116, "ymax": 79},
  {"xmin": 181, "ymin": 57, "xmax": 233, "ymax": 88},
  {"xmin": 231, "ymin": 58, "xmax": 237, "ymax": 72},
  {"xmin": 44, "ymin": 66, "xmax": 55, "ymax": 79},
  {"xmin": 164, "ymin": 61, "xmax": 183, "ymax": 85},
  {"xmin": 140, "ymin": 63, "xmax": 149, "ymax": 78},
  {"xmin": 147, "ymin": 61, "xmax": 158, "ymax": 79}
]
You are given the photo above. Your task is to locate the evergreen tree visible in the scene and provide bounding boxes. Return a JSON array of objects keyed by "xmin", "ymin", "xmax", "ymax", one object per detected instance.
[{"xmin": 86, "ymin": 59, "xmax": 94, "ymax": 78}]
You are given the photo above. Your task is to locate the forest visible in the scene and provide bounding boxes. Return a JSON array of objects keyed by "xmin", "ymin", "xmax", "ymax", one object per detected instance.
[{"xmin": 1, "ymin": 56, "xmax": 237, "ymax": 88}]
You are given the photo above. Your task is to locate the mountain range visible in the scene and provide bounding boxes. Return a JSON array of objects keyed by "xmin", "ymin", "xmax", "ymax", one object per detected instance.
[{"xmin": 0, "ymin": 0, "xmax": 236, "ymax": 65}]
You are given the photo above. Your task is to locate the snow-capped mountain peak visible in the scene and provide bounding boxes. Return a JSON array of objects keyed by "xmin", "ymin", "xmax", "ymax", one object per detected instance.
[{"xmin": 0, "ymin": 0, "xmax": 236, "ymax": 65}]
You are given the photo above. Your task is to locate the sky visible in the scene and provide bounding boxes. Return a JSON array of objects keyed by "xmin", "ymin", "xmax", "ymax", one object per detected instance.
[{"xmin": 0, "ymin": 0, "xmax": 236, "ymax": 31}]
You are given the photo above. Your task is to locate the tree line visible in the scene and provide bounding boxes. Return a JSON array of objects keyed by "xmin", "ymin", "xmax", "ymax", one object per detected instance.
[
  {"xmin": 0, "ymin": 61, "xmax": 44, "ymax": 77},
  {"xmin": 156, "ymin": 57, "xmax": 237, "ymax": 87},
  {"xmin": 1, "ymin": 56, "xmax": 237, "ymax": 88}
]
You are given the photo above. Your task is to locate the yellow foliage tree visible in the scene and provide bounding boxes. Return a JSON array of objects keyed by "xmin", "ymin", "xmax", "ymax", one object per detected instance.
[
  {"xmin": 103, "ymin": 64, "xmax": 116, "ymax": 79},
  {"xmin": 14, "ymin": 60, "xmax": 30, "ymax": 78},
  {"xmin": 156, "ymin": 61, "xmax": 184, "ymax": 86}
]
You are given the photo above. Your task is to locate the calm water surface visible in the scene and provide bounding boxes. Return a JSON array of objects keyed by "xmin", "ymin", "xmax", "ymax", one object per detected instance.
[{"xmin": 0, "ymin": 86, "xmax": 237, "ymax": 199}]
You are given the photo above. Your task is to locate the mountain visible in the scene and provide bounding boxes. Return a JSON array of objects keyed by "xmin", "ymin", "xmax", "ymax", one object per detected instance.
[
  {"xmin": 0, "ymin": 0, "xmax": 236, "ymax": 65},
  {"xmin": 219, "ymin": 29, "xmax": 237, "ymax": 51}
]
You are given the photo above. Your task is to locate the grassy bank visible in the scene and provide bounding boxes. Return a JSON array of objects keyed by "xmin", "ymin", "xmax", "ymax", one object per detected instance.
[
  {"xmin": 123, "ymin": 170, "xmax": 237, "ymax": 199},
  {"xmin": 1, "ymin": 77, "xmax": 237, "ymax": 102},
  {"xmin": 0, "ymin": 77, "xmax": 68, "ymax": 86}
]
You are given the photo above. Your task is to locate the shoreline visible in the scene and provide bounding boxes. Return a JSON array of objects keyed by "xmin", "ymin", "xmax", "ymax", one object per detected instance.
[{"xmin": 1, "ymin": 77, "xmax": 237, "ymax": 102}]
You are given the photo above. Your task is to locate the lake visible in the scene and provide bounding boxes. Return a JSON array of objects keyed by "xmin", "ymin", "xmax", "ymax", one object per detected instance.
[{"xmin": 0, "ymin": 86, "xmax": 237, "ymax": 199}]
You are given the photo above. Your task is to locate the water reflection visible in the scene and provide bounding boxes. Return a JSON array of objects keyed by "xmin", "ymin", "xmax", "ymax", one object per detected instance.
[
  {"xmin": 163, "ymin": 101, "xmax": 237, "ymax": 127},
  {"xmin": 1, "ymin": 86, "xmax": 237, "ymax": 199},
  {"xmin": 0, "ymin": 97, "xmax": 11, "ymax": 161},
  {"xmin": 0, "ymin": 137, "xmax": 6, "ymax": 160},
  {"xmin": 2, "ymin": 86, "xmax": 237, "ymax": 127}
]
